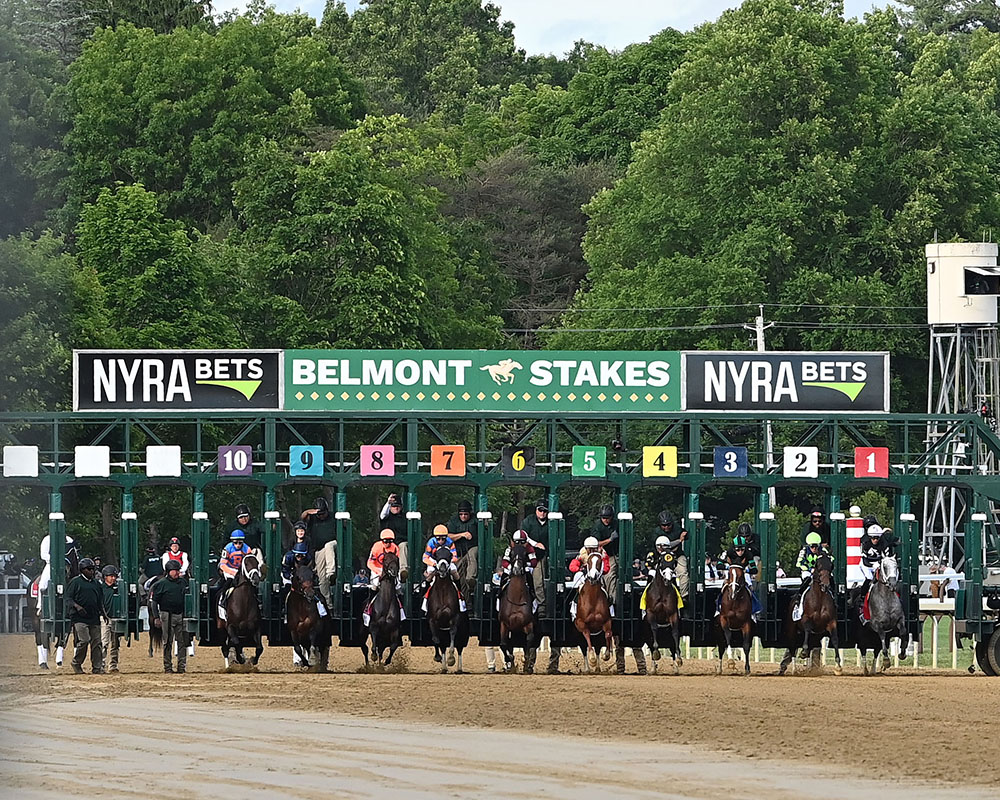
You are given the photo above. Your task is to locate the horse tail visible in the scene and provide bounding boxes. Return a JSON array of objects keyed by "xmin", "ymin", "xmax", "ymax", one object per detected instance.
[{"xmin": 149, "ymin": 618, "xmax": 163, "ymax": 652}]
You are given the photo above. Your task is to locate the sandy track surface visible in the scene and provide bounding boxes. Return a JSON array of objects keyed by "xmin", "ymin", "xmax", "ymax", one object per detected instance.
[{"xmin": 1, "ymin": 635, "xmax": 998, "ymax": 797}]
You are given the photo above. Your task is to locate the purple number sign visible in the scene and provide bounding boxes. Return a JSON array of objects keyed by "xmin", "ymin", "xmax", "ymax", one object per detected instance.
[{"xmin": 218, "ymin": 445, "xmax": 253, "ymax": 476}]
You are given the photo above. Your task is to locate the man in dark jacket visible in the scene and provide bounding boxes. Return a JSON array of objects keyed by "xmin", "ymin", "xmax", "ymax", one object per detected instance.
[
  {"xmin": 151, "ymin": 559, "xmax": 188, "ymax": 673},
  {"xmin": 447, "ymin": 500, "xmax": 478, "ymax": 599},
  {"xmin": 592, "ymin": 504, "xmax": 619, "ymax": 600},
  {"xmin": 230, "ymin": 503, "xmax": 265, "ymax": 551},
  {"xmin": 379, "ymin": 493, "xmax": 409, "ymax": 579},
  {"xmin": 302, "ymin": 497, "xmax": 337, "ymax": 606},
  {"xmin": 66, "ymin": 557, "xmax": 104, "ymax": 674},
  {"xmin": 521, "ymin": 499, "xmax": 551, "ymax": 617},
  {"xmin": 802, "ymin": 506, "xmax": 831, "ymax": 548},
  {"xmin": 99, "ymin": 565, "xmax": 121, "ymax": 672}
]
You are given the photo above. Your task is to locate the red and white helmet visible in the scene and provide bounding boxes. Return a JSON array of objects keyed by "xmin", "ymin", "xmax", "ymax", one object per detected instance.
[{"xmin": 512, "ymin": 530, "xmax": 527, "ymax": 541}]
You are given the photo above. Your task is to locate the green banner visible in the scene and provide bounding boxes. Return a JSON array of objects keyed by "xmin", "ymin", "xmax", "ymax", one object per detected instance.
[{"xmin": 285, "ymin": 350, "xmax": 682, "ymax": 414}]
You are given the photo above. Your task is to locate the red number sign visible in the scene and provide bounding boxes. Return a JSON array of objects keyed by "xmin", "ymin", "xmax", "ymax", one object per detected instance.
[{"xmin": 854, "ymin": 447, "xmax": 889, "ymax": 479}]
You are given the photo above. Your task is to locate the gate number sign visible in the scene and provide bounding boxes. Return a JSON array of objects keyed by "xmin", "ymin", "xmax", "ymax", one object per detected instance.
[
  {"xmin": 502, "ymin": 446, "xmax": 536, "ymax": 479},
  {"xmin": 713, "ymin": 446, "xmax": 748, "ymax": 478},
  {"xmin": 642, "ymin": 446, "xmax": 678, "ymax": 477},
  {"xmin": 218, "ymin": 445, "xmax": 252, "ymax": 476},
  {"xmin": 854, "ymin": 446, "xmax": 889, "ymax": 479},
  {"xmin": 430, "ymin": 445, "xmax": 466, "ymax": 477},
  {"xmin": 360, "ymin": 444, "xmax": 395, "ymax": 477},
  {"xmin": 572, "ymin": 446, "xmax": 606, "ymax": 477},
  {"xmin": 783, "ymin": 446, "xmax": 819, "ymax": 479},
  {"xmin": 290, "ymin": 445, "xmax": 324, "ymax": 477}
]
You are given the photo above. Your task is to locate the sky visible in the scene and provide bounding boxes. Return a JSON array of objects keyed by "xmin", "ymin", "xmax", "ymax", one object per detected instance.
[{"xmin": 215, "ymin": 1, "xmax": 887, "ymax": 56}]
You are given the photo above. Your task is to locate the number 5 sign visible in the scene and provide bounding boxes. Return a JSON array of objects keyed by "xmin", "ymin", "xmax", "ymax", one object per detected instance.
[
  {"xmin": 572, "ymin": 446, "xmax": 606, "ymax": 477},
  {"xmin": 854, "ymin": 447, "xmax": 889, "ymax": 479}
]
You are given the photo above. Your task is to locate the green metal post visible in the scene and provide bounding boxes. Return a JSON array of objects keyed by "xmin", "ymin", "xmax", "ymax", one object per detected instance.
[
  {"xmin": 46, "ymin": 492, "xmax": 65, "ymax": 638},
  {"xmin": 616, "ymin": 492, "xmax": 632, "ymax": 620},
  {"xmin": 829, "ymin": 490, "xmax": 847, "ymax": 589},
  {"xmin": 406, "ymin": 492, "xmax": 421, "ymax": 617},
  {"xmin": 335, "ymin": 492, "xmax": 352, "ymax": 617},
  {"xmin": 263, "ymin": 490, "xmax": 280, "ymax": 623},
  {"xmin": 475, "ymin": 492, "xmax": 492, "ymax": 619},
  {"xmin": 190, "ymin": 492, "xmax": 209, "ymax": 636},
  {"xmin": 119, "ymin": 493, "xmax": 138, "ymax": 635}
]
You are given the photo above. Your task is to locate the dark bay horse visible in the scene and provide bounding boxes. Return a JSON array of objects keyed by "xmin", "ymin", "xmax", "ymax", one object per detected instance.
[
  {"xmin": 427, "ymin": 548, "xmax": 469, "ymax": 673},
  {"xmin": 32, "ymin": 545, "xmax": 80, "ymax": 668},
  {"xmin": 287, "ymin": 565, "xmax": 332, "ymax": 672},
  {"xmin": 498, "ymin": 541, "xmax": 537, "ymax": 674},
  {"xmin": 856, "ymin": 554, "xmax": 908, "ymax": 675},
  {"xmin": 575, "ymin": 552, "xmax": 615, "ymax": 672},
  {"xmin": 643, "ymin": 560, "xmax": 682, "ymax": 674},
  {"xmin": 717, "ymin": 564, "xmax": 754, "ymax": 675},
  {"xmin": 218, "ymin": 553, "xmax": 264, "ymax": 668},
  {"xmin": 361, "ymin": 552, "xmax": 402, "ymax": 669},
  {"xmin": 779, "ymin": 555, "xmax": 842, "ymax": 675}
]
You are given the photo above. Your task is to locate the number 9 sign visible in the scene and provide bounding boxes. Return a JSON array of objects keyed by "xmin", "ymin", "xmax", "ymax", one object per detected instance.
[
  {"xmin": 502, "ymin": 446, "xmax": 535, "ymax": 479},
  {"xmin": 290, "ymin": 445, "xmax": 324, "ymax": 477}
]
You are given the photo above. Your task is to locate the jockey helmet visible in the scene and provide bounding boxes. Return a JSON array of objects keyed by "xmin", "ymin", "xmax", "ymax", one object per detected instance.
[
  {"xmin": 313, "ymin": 497, "xmax": 329, "ymax": 513},
  {"xmin": 433, "ymin": 524, "xmax": 449, "ymax": 539},
  {"xmin": 101, "ymin": 565, "xmax": 119, "ymax": 577},
  {"xmin": 512, "ymin": 529, "xmax": 527, "ymax": 541},
  {"xmin": 737, "ymin": 522, "xmax": 753, "ymax": 538},
  {"xmin": 293, "ymin": 520, "xmax": 308, "ymax": 532},
  {"xmin": 734, "ymin": 535, "xmax": 747, "ymax": 548},
  {"xmin": 655, "ymin": 535, "xmax": 670, "ymax": 551},
  {"xmin": 230, "ymin": 529, "xmax": 246, "ymax": 541},
  {"xmin": 810, "ymin": 506, "xmax": 824, "ymax": 518},
  {"xmin": 169, "ymin": 537, "xmax": 180, "ymax": 546},
  {"xmin": 165, "ymin": 559, "xmax": 181, "ymax": 572},
  {"xmin": 657, "ymin": 510, "xmax": 675, "ymax": 527},
  {"xmin": 535, "ymin": 499, "xmax": 549, "ymax": 512},
  {"xmin": 457, "ymin": 500, "xmax": 473, "ymax": 513},
  {"xmin": 806, "ymin": 532, "xmax": 822, "ymax": 546},
  {"xmin": 292, "ymin": 542, "xmax": 309, "ymax": 556},
  {"xmin": 599, "ymin": 504, "xmax": 614, "ymax": 519},
  {"xmin": 380, "ymin": 528, "xmax": 395, "ymax": 542},
  {"xmin": 863, "ymin": 514, "xmax": 878, "ymax": 529},
  {"xmin": 235, "ymin": 503, "xmax": 251, "ymax": 518},
  {"xmin": 79, "ymin": 557, "xmax": 95, "ymax": 570},
  {"xmin": 583, "ymin": 536, "xmax": 599, "ymax": 550},
  {"xmin": 867, "ymin": 524, "xmax": 883, "ymax": 538}
]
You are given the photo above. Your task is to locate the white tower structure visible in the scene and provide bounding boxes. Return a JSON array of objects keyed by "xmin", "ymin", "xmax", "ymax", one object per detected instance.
[{"xmin": 924, "ymin": 241, "xmax": 1000, "ymax": 568}]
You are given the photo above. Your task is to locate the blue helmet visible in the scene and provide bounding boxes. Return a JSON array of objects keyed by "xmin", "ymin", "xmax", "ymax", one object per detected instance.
[
  {"xmin": 230, "ymin": 529, "xmax": 245, "ymax": 541},
  {"xmin": 292, "ymin": 542, "xmax": 308, "ymax": 555}
]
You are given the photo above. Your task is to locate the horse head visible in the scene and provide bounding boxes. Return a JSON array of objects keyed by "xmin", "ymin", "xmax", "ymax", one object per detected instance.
[
  {"xmin": 383, "ymin": 552, "xmax": 400, "ymax": 580},
  {"xmin": 658, "ymin": 563, "xmax": 676, "ymax": 584},
  {"xmin": 241, "ymin": 554, "xmax": 262, "ymax": 587},
  {"xmin": 293, "ymin": 565, "xmax": 315, "ymax": 598},
  {"xmin": 726, "ymin": 565, "xmax": 746, "ymax": 598},
  {"xmin": 510, "ymin": 542, "xmax": 526, "ymax": 576},
  {"xmin": 878, "ymin": 555, "xmax": 899, "ymax": 589},
  {"xmin": 585, "ymin": 552, "xmax": 603, "ymax": 583},
  {"xmin": 435, "ymin": 558, "xmax": 451, "ymax": 579}
]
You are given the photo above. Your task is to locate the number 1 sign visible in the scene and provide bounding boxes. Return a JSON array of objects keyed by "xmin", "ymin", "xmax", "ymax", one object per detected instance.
[{"xmin": 854, "ymin": 447, "xmax": 889, "ymax": 479}]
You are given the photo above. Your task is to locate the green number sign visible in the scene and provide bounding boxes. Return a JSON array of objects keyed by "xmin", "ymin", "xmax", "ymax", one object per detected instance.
[{"xmin": 571, "ymin": 446, "xmax": 607, "ymax": 477}]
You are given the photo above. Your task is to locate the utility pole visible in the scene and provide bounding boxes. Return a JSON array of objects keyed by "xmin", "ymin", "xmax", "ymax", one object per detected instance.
[{"xmin": 745, "ymin": 305, "xmax": 776, "ymax": 506}]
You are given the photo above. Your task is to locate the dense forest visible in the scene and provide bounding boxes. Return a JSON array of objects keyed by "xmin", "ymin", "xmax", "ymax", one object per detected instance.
[{"xmin": 2, "ymin": 0, "xmax": 1000, "ymax": 560}]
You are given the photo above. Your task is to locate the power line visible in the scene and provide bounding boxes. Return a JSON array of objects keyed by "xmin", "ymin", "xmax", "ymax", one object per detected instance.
[
  {"xmin": 508, "ymin": 303, "xmax": 924, "ymax": 313},
  {"xmin": 505, "ymin": 322, "xmax": 931, "ymax": 333}
]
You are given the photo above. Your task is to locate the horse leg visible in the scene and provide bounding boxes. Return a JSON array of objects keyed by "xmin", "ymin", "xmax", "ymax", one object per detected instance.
[
  {"xmin": 650, "ymin": 622, "xmax": 661, "ymax": 662},
  {"xmin": 582, "ymin": 629, "xmax": 597, "ymax": 669},
  {"xmin": 601, "ymin": 620, "xmax": 614, "ymax": 662},
  {"xmin": 524, "ymin": 624, "xmax": 536, "ymax": 675},
  {"xmin": 447, "ymin": 625, "xmax": 457, "ymax": 668},
  {"xmin": 430, "ymin": 622, "xmax": 442, "ymax": 663},
  {"xmin": 252, "ymin": 630, "xmax": 263, "ymax": 667},
  {"xmin": 880, "ymin": 634, "xmax": 891, "ymax": 673},
  {"xmin": 499, "ymin": 622, "xmax": 513, "ymax": 672},
  {"xmin": 828, "ymin": 622, "xmax": 842, "ymax": 676},
  {"xmin": 742, "ymin": 624, "xmax": 752, "ymax": 675},
  {"xmin": 672, "ymin": 618, "xmax": 683, "ymax": 671}
]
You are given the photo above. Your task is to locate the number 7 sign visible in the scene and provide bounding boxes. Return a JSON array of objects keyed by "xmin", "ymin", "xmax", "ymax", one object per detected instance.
[
  {"xmin": 854, "ymin": 447, "xmax": 889, "ymax": 479},
  {"xmin": 430, "ymin": 445, "xmax": 466, "ymax": 477}
]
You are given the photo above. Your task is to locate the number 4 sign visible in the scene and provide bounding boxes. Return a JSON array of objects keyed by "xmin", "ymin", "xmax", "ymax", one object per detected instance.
[
  {"xmin": 783, "ymin": 446, "xmax": 819, "ymax": 479},
  {"xmin": 854, "ymin": 447, "xmax": 889, "ymax": 479}
]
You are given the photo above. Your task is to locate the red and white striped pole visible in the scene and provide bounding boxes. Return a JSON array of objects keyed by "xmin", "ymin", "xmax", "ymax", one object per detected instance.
[{"xmin": 846, "ymin": 505, "xmax": 864, "ymax": 585}]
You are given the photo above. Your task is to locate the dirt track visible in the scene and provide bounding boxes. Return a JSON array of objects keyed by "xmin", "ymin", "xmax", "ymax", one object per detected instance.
[{"xmin": 1, "ymin": 634, "xmax": 998, "ymax": 798}]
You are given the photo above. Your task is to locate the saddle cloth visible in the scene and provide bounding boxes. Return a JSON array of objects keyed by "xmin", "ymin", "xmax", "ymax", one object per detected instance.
[{"xmin": 640, "ymin": 583, "xmax": 684, "ymax": 612}]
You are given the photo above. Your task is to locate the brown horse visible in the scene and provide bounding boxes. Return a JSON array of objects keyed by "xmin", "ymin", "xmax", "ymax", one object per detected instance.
[
  {"xmin": 574, "ymin": 552, "xmax": 616, "ymax": 672},
  {"xmin": 217, "ymin": 553, "xmax": 264, "ymax": 668},
  {"xmin": 31, "ymin": 544, "xmax": 80, "ymax": 668},
  {"xmin": 286, "ymin": 565, "xmax": 331, "ymax": 671},
  {"xmin": 717, "ymin": 565, "xmax": 753, "ymax": 675},
  {"xmin": 498, "ymin": 541, "xmax": 537, "ymax": 673},
  {"xmin": 361, "ymin": 552, "xmax": 403, "ymax": 669},
  {"xmin": 643, "ymin": 559, "xmax": 682, "ymax": 674},
  {"xmin": 426, "ymin": 548, "xmax": 469, "ymax": 673},
  {"xmin": 778, "ymin": 555, "xmax": 842, "ymax": 675}
]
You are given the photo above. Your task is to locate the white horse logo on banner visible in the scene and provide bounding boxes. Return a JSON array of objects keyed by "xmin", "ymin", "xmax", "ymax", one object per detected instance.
[{"xmin": 480, "ymin": 359, "xmax": 523, "ymax": 385}]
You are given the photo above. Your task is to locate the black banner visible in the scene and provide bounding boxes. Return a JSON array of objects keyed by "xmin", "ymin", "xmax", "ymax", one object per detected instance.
[
  {"xmin": 682, "ymin": 352, "xmax": 889, "ymax": 412},
  {"xmin": 74, "ymin": 350, "xmax": 282, "ymax": 411}
]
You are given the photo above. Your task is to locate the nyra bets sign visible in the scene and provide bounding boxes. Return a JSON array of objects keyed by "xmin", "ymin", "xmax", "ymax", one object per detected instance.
[
  {"xmin": 285, "ymin": 350, "xmax": 682, "ymax": 414},
  {"xmin": 682, "ymin": 352, "xmax": 889, "ymax": 412},
  {"xmin": 74, "ymin": 350, "xmax": 282, "ymax": 411}
]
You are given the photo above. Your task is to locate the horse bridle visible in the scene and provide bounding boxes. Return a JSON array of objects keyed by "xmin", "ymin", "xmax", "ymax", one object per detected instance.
[
  {"xmin": 585, "ymin": 552, "xmax": 603, "ymax": 583},
  {"xmin": 241, "ymin": 554, "xmax": 261, "ymax": 584}
]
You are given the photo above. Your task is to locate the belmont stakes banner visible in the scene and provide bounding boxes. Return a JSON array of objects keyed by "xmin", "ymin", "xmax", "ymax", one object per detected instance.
[
  {"xmin": 73, "ymin": 349, "xmax": 889, "ymax": 413},
  {"xmin": 285, "ymin": 350, "xmax": 682, "ymax": 413}
]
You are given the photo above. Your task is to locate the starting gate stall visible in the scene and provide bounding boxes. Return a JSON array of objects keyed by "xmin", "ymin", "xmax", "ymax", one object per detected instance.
[{"xmin": 4, "ymin": 346, "xmax": 1000, "ymax": 672}]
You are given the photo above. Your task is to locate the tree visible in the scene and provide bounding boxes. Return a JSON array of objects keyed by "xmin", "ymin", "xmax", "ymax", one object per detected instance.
[
  {"xmin": 65, "ymin": 16, "xmax": 365, "ymax": 227},
  {"xmin": 901, "ymin": 1, "xmax": 1000, "ymax": 34},
  {"xmin": 75, "ymin": 183, "xmax": 238, "ymax": 348}
]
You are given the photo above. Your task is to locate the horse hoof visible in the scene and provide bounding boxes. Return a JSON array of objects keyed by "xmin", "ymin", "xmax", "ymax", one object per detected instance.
[
  {"xmin": 588, "ymin": 652, "xmax": 598, "ymax": 668},
  {"xmin": 601, "ymin": 650, "xmax": 611, "ymax": 662},
  {"xmin": 716, "ymin": 664, "xmax": 723, "ymax": 675},
  {"xmin": 447, "ymin": 652, "xmax": 456, "ymax": 668},
  {"xmin": 433, "ymin": 653, "xmax": 442, "ymax": 663},
  {"xmin": 676, "ymin": 656, "xmax": 683, "ymax": 668},
  {"xmin": 727, "ymin": 658, "xmax": 735, "ymax": 671},
  {"xmin": 834, "ymin": 666, "xmax": 843, "ymax": 676},
  {"xmin": 651, "ymin": 649, "xmax": 661, "ymax": 661}
]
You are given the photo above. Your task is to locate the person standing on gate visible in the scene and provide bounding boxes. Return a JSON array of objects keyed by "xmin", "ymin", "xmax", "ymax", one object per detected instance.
[
  {"xmin": 99, "ymin": 565, "xmax": 122, "ymax": 673},
  {"xmin": 651, "ymin": 511, "xmax": 689, "ymax": 610},
  {"xmin": 802, "ymin": 507, "xmax": 831, "ymax": 549},
  {"xmin": 230, "ymin": 503, "xmax": 265, "ymax": 551},
  {"xmin": 66, "ymin": 557, "xmax": 104, "ymax": 674},
  {"xmin": 151, "ymin": 560, "xmax": 189, "ymax": 673},
  {"xmin": 447, "ymin": 500, "xmax": 478, "ymax": 599},
  {"xmin": 301, "ymin": 497, "xmax": 337, "ymax": 606},
  {"xmin": 160, "ymin": 538, "xmax": 190, "ymax": 578},
  {"xmin": 592, "ymin": 504, "xmax": 620, "ymax": 603},
  {"xmin": 520, "ymin": 499, "xmax": 551, "ymax": 618},
  {"xmin": 379, "ymin": 494, "xmax": 409, "ymax": 579},
  {"xmin": 38, "ymin": 532, "xmax": 78, "ymax": 593}
]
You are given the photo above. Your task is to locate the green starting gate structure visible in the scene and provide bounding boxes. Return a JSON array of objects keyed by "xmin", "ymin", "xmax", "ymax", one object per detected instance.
[{"xmin": 3, "ymin": 410, "xmax": 999, "ymax": 672}]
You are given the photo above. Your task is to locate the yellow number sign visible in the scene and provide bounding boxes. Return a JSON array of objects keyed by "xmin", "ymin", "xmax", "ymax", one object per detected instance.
[{"xmin": 642, "ymin": 446, "xmax": 678, "ymax": 477}]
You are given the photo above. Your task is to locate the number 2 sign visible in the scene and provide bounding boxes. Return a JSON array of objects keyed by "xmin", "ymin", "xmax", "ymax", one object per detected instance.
[
  {"xmin": 854, "ymin": 447, "xmax": 889, "ymax": 479},
  {"xmin": 783, "ymin": 446, "xmax": 818, "ymax": 479},
  {"xmin": 360, "ymin": 444, "xmax": 395, "ymax": 477}
]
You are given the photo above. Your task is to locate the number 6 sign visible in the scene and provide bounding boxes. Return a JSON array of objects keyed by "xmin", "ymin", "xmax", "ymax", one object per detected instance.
[{"xmin": 854, "ymin": 447, "xmax": 889, "ymax": 479}]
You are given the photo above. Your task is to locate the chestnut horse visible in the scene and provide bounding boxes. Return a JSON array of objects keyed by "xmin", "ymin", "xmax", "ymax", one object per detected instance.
[
  {"xmin": 498, "ymin": 541, "xmax": 537, "ymax": 673},
  {"xmin": 779, "ymin": 555, "xmax": 841, "ymax": 675},
  {"xmin": 717, "ymin": 565, "xmax": 754, "ymax": 675},
  {"xmin": 575, "ymin": 552, "xmax": 616, "ymax": 672}
]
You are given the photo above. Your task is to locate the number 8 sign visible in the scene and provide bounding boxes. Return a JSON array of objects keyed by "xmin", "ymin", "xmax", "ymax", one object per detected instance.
[{"xmin": 360, "ymin": 444, "xmax": 395, "ymax": 477}]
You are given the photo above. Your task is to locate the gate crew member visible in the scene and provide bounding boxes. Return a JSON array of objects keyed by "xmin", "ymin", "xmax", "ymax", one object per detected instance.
[
  {"xmin": 719, "ymin": 534, "xmax": 762, "ymax": 619},
  {"xmin": 67, "ymin": 557, "xmax": 104, "ymax": 674},
  {"xmin": 520, "ymin": 500, "xmax": 550, "ymax": 616},
  {"xmin": 230, "ymin": 503, "xmax": 265, "ymax": 551},
  {"xmin": 802, "ymin": 506, "xmax": 831, "ymax": 549},
  {"xmin": 100, "ymin": 565, "xmax": 122, "ymax": 673},
  {"xmin": 447, "ymin": 500, "xmax": 478, "ymax": 600},
  {"xmin": 592, "ymin": 505, "xmax": 620, "ymax": 604},
  {"xmin": 379, "ymin": 493, "xmax": 409, "ymax": 579},
  {"xmin": 651, "ymin": 511, "xmax": 689, "ymax": 608},
  {"xmin": 152, "ymin": 559, "xmax": 188, "ymax": 673},
  {"xmin": 302, "ymin": 497, "xmax": 337, "ymax": 607},
  {"xmin": 161, "ymin": 538, "xmax": 190, "ymax": 578}
]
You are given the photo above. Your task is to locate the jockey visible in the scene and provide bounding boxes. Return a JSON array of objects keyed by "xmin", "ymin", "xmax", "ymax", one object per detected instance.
[
  {"xmin": 368, "ymin": 529, "xmax": 402, "ymax": 590},
  {"xmin": 496, "ymin": 530, "xmax": 539, "ymax": 605},
  {"xmin": 717, "ymin": 534, "xmax": 762, "ymax": 618},
  {"xmin": 568, "ymin": 536, "xmax": 609, "ymax": 589},
  {"xmin": 38, "ymin": 533, "xmax": 78, "ymax": 592},
  {"xmin": 795, "ymin": 532, "xmax": 834, "ymax": 597},
  {"xmin": 850, "ymin": 524, "xmax": 898, "ymax": 609},
  {"xmin": 281, "ymin": 541, "xmax": 313, "ymax": 586},
  {"xmin": 160, "ymin": 538, "xmax": 190, "ymax": 577},
  {"xmin": 640, "ymin": 535, "xmax": 684, "ymax": 618},
  {"xmin": 218, "ymin": 529, "xmax": 252, "ymax": 594},
  {"xmin": 422, "ymin": 524, "xmax": 459, "ymax": 583}
]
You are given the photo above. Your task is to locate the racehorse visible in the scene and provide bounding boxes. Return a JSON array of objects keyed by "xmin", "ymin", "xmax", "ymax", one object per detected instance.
[
  {"xmin": 643, "ymin": 559, "xmax": 682, "ymax": 674},
  {"xmin": 218, "ymin": 553, "xmax": 264, "ymax": 668},
  {"xmin": 856, "ymin": 554, "xmax": 908, "ymax": 675},
  {"xmin": 426, "ymin": 547, "xmax": 469, "ymax": 673},
  {"xmin": 779, "ymin": 555, "xmax": 842, "ymax": 675},
  {"xmin": 498, "ymin": 541, "xmax": 537, "ymax": 673},
  {"xmin": 31, "ymin": 545, "xmax": 80, "ymax": 669},
  {"xmin": 361, "ymin": 552, "xmax": 402, "ymax": 669},
  {"xmin": 287, "ymin": 564, "xmax": 332, "ymax": 672},
  {"xmin": 574, "ymin": 552, "xmax": 616, "ymax": 672},
  {"xmin": 716, "ymin": 564, "xmax": 754, "ymax": 675}
]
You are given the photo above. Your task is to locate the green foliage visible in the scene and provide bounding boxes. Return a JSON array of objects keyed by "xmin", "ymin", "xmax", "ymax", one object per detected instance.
[
  {"xmin": 65, "ymin": 17, "xmax": 365, "ymax": 226},
  {"xmin": 844, "ymin": 490, "xmax": 893, "ymax": 527}
]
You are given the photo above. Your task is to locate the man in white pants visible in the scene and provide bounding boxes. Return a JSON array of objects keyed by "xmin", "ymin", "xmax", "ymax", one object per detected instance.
[{"xmin": 36, "ymin": 533, "xmax": 77, "ymax": 669}]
